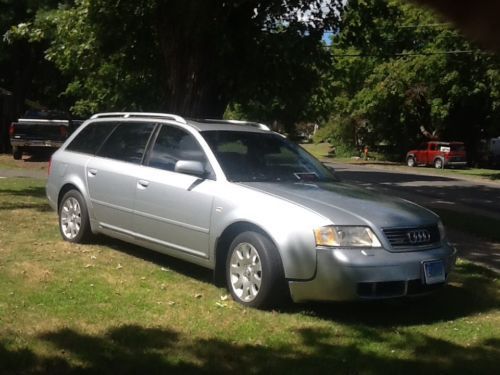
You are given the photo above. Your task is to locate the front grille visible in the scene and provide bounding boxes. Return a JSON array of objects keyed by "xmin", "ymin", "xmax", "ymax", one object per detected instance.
[{"xmin": 383, "ymin": 225, "xmax": 440, "ymax": 250}]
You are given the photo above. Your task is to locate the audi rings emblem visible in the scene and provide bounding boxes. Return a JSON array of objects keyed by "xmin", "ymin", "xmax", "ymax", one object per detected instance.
[{"xmin": 406, "ymin": 229, "xmax": 431, "ymax": 244}]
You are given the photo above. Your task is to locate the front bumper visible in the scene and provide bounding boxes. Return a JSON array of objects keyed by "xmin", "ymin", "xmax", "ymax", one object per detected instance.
[{"xmin": 288, "ymin": 243, "xmax": 457, "ymax": 302}]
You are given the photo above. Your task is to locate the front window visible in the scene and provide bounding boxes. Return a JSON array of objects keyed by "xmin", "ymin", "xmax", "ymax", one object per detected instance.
[{"xmin": 201, "ymin": 130, "xmax": 337, "ymax": 183}]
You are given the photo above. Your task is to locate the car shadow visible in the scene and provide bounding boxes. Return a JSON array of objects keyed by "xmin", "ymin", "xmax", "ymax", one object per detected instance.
[{"xmin": 22, "ymin": 151, "xmax": 53, "ymax": 162}]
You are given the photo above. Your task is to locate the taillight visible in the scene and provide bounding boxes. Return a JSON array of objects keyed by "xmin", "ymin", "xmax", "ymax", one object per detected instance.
[
  {"xmin": 9, "ymin": 123, "xmax": 15, "ymax": 137},
  {"xmin": 59, "ymin": 126, "xmax": 68, "ymax": 138}
]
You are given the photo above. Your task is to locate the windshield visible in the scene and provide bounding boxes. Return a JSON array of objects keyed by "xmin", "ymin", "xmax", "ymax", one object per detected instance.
[{"xmin": 201, "ymin": 130, "xmax": 337, "ymax": 183}]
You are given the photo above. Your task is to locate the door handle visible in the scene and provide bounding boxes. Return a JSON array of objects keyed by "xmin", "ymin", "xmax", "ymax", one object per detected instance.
[
  {"xmin": 137, "ymin": 179, "xmax": 150, "ymax": 188},
  {"xmin": 88, "ymin": 169, "xmax": 97, "ymax": 177}
]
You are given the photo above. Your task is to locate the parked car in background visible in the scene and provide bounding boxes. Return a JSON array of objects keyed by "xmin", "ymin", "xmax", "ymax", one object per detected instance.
[
  {"xmin": 46, "ymin": 112, "xmax": 457, "ymax": 309},
  {"xmin": 9, "ymin": 110, "xmax": 81, "ymax": 160},
  {"xmin": 406, "ymin": 141, "xmax": 467, "ymax": 169}
]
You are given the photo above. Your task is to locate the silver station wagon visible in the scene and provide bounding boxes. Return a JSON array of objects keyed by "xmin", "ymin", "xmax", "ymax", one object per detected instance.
[{"xmin": 46, "ymin": 112, "xmax": 457, "ymax": 308}]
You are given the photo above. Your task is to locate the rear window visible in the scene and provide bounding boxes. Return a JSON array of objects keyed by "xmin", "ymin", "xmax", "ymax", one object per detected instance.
[{"xmin": 66, "ymin": 122, "xmax": 117, "ymax": 154}]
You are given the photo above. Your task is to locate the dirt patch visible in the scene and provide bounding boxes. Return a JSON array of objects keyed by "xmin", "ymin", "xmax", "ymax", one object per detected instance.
[{"xmin": 11, "ymin": 261, "xmax": 55, "ymax": 284}]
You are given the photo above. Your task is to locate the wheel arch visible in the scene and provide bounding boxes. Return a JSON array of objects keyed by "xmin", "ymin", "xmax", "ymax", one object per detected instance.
[
  {"xmin": 57, "ymin": 183, "xmax": 82, "ymax": 211},
  {"xmin": 433, "ymin": 155, "xmax": 445, "ymax": 167},
  {"xmin": 213, "ymin": 221, "xmax": 281, "ymax": 287}
]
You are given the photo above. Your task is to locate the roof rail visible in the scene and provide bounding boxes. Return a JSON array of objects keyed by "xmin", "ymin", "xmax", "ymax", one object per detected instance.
[
  {"xmin": 90, "ymin": 112, "xmax": 187, "ymax": 124},
  {"xmin": 199, "ymin": 119, "xmax": 271, "ymax": 131},
  {"xmin": 18, "ymin": 118, "xmax": 69, "ymax": 124}
]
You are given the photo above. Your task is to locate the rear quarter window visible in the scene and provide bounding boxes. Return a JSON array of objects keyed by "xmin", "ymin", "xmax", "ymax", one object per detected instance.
[{"xmin": 65, "ymin": 122, "xmax": 117, "ymax": 154}]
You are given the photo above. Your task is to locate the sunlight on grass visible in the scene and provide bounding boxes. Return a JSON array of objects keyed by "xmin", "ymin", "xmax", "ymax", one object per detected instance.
[{"xmin": 0, "ymin": 178, "xmax": 499, "ymax": 373}]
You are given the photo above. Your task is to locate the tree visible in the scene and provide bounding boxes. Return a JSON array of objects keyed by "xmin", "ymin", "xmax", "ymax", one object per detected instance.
[
  {"xmin": 320, "ymin": 0, "xmax": 500, "ymax": 160},
  {"xmin": 0, "ymin": 0, "xmax": 71, "ymax": 152},
  {"xmin": 6, "ymin": 0, "xmax": 342, "ymax": 124}
]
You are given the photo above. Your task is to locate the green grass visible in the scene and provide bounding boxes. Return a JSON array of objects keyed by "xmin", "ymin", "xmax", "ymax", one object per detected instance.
[
  {"xmin": 451, "ymin": 167, "xmax": 500, "ymax": 181},
  {"xmin": 0, "ymin": 178, "xmax": 499, "ymax": 374}
]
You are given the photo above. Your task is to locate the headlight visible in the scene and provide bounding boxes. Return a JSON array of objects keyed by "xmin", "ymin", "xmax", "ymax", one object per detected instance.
[
  {"xmin": 438, "ymin": 220, "xmax": 446, "ymax": 241},
  {"xmin": 314, "ymin": 226, "xmax": 382, "ymax": 248}
]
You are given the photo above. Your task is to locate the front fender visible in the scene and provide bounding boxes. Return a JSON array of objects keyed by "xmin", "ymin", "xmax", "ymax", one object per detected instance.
[{"xmin": 210, "ymin": 186, "xmax": 328, "ymax": 280}]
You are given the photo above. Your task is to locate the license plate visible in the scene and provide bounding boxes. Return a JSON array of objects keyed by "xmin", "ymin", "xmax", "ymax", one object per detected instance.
[{"xmin": 423, "ymin": 260, "xmax": 445, "ymax": 284}]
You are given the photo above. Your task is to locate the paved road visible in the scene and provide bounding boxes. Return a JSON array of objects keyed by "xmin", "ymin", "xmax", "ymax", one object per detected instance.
[{"xmin": 330, "ymin": 162, "xmax": 500, "ymax": 220}]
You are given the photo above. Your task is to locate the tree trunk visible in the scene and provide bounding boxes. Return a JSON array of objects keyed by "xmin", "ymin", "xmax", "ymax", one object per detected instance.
[{"xmin": 155, "ymin": 0, "xmax": 256, "ymax": 118}]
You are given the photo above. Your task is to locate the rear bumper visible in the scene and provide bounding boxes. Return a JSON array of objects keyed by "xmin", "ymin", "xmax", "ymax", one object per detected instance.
[
  {"xmin": 10, "ymin": 139, "xmax": 64, "ymax": 148},
  {"xmin": 288, "ymin": 243, "xmax": 457, "ymax": 302}
]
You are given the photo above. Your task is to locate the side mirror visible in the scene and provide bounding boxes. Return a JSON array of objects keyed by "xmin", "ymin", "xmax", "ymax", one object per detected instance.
[{"xmin": 175, "ymin": 160, "xmax": 206, "ymax": 177}]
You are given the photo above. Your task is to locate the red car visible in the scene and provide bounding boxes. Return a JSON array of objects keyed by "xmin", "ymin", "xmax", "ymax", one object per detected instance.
[{"xmin": 406, "ymin": 141, "xmax": 467, "ymax": 169}]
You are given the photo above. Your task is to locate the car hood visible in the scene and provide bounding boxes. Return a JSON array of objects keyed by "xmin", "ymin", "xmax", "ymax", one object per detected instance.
[{"xmin": 238, "ymin": 181, "xmax": 438, "ymax": 229}]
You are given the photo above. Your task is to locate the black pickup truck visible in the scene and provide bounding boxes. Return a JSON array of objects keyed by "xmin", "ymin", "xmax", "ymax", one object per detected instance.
[{"xmin": 9, "ymin": 113, "xmax": 81, "ymax": 160}]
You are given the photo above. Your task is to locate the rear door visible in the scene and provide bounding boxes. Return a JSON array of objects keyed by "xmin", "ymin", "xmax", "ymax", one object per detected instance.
[{"xmin": 86, "ymin": 121, "xmax": 156, "ymax": 233}]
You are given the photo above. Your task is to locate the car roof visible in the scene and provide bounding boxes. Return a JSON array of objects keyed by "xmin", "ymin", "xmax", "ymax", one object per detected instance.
[{"xmin": 89, "ymin": 112, "xmax": 271, "ymax": 133}]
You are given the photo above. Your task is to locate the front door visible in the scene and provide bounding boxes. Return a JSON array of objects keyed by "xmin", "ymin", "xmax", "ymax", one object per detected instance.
[{"xmin": 132, "ymin": 124, "xmax": 214, "ymax": 259}]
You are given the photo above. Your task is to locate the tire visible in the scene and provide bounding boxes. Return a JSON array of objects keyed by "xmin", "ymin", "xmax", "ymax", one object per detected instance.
[
  {"xmin": 12, "ymin": 147, "xmax": 22, "ymax": 160},
  {"xmin": 226, "ymin": 231, "xmax": 287, "ymax": 309},
  {"xmin": 58, "ymin": 190, "xmax": 92, "ymax": 243},
  {"xmin": 434, "ymin": 158, "xmax": 444, "ymax": 169},
  {"xmin": 407, "ymin": 156, "xmax": 416, "ymax": 167}
]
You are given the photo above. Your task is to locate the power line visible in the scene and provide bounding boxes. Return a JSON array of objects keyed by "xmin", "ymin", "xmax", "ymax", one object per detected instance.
[
  {"xmin": 323, "ymin": 23, "xmax": 452, "ymax": 34},
  {"xmin": 327, "ymin": 50, "xmax": 493, "ymax": 57}
]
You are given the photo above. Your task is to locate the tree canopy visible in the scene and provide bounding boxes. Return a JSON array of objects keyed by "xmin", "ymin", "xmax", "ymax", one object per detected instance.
[
  {"xmin": 319, "ymin": 0, "xmax": 500, "ymax": 159},
  {"xmin": 4, "ymin": 0, "xmax": 341, "ymax": 126},
  {"xmin": 2, "ymin": 0, "xmax": 500, "ymax": 159}
]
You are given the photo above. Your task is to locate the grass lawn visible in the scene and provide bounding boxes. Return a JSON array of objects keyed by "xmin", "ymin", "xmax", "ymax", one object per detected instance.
[
  {"xmin": 0, "ymin": 178, "xmax": 499, "ymax": 374},
  {"xmin": 0, "ymin": 154, "xmax": 49, "ymax": 172}
]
